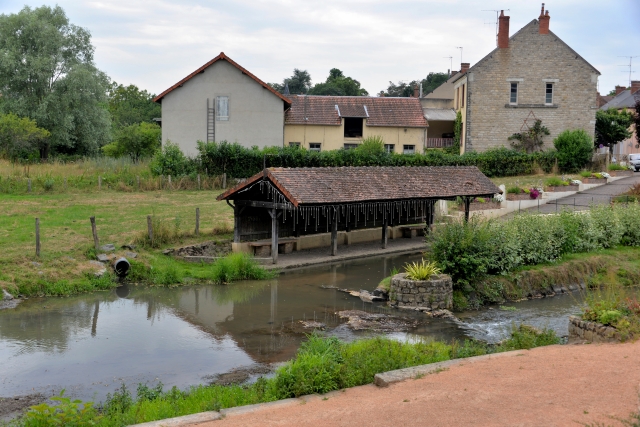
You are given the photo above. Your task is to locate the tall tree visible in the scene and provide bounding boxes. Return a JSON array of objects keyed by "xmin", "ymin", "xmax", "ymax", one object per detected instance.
[
  {"xmin": 108, "ymin": 83, "xmax": 161, "ymax": 130},
  {"xmin": 308, "ymin": 68, "xmax": 368, "ymax": 96},
  {"xmin": 595, "ymin": 108, "xmax": 634, "ymax": 155},
  {"xmin": 269, "ymin": 69, "xmax": 312, "ymax": 95},
  {"xmin": 383, "ymin": 72, "xmax": 449, "ymax": 97},
  {"xmin": 0, "ymin": 5, "xmax": 111, "ymax": 157},
  {"xmin": 0, "ymin": 113, "xmax": 50, "ymax": 160}
]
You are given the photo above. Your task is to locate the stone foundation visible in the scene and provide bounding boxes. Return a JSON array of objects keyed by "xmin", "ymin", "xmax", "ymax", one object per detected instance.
[
  {"xmin": 389, "ymin": 273, "xmax": 453, "ymax": 310},
  {"xmin": 568, "ymin": 315, "xmax": 621, "ymax": 343}
]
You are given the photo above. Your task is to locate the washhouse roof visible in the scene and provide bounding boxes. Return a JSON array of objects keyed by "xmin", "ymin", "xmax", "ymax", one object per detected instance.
[{"xmin": 217, "ymin": 166, "xmax": 500, "ymax": 207}]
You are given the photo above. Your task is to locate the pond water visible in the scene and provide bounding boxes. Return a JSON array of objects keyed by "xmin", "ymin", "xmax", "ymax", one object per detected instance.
[{"xmin": 0, "ymin": 253, "xmax": 584, "ymax": 402}]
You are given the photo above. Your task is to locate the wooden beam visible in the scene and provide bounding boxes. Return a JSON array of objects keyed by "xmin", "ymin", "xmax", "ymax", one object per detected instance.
[
  {"xmin": 233, "ymin": 207, "xmax": 240, "ymax": 243},
  {"xmin": 464, "ymin": 197, "xmax": 471, "ymax": 222},
  {"xmin": 235, "ymin": 200, "xmax": 292, "ymax": 210},
  {"xmin": 382, "ymin": 216, "xmax": 388, "ymax": 249},
  {"xmin": 331, "ymin": 210, "xmax": 338, "ymax": 256},
  {"xmin": 270, "ymin": 208, "xmax": 278, "ymax": 264}
]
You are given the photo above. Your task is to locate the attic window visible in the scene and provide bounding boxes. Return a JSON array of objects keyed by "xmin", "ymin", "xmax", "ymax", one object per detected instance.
[
  {"xmin": 344, "ymin": 117, "xmax": 363, "ymax": 138},
  {"xmin": 216, "ymin": 96, "xmax": 229, "ymax": 121}
]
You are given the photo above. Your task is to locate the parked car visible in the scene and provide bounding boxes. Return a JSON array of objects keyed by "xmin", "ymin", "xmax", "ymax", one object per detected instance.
[{"xmin": 629, "ymin": 154, "xmax": 640, "ymax": 172}]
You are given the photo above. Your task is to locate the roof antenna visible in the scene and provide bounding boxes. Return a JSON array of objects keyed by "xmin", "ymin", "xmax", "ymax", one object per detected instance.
[
  {"xmin": 482, "ymin": 9, "xmax": 509, "ymax": 47},
  {"xmin": 443, "ymin": 56, "xmax": 453, "ymax": 76}
]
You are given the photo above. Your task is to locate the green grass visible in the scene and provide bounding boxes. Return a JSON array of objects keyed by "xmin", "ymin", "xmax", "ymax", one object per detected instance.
[{"xmin": 13, "ymin": 327, "xmax": 560, "ymax": 426}]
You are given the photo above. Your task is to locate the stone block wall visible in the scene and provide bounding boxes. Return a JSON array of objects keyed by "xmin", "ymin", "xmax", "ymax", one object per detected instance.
[
  {"xmin": 568, "ymin": 315, "xmax": 621, "ymax": 343},
  {"xmin": 464, "ymin": 20, "xmax": 598, "ymax": 153},
  {"xmin": 390, "ymin": 273, "xmax": 453, "ymax": 310}
]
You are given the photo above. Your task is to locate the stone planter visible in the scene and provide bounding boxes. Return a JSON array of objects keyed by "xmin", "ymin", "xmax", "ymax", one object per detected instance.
[
  {"xmin": 389, "ymin": 273, "xmax": 452, "ymax": 310},
  {"xmin": 582, "ymin": 177, "xmax": 607, "ymax": 184},
  {"xmin": 545, "ymin": 185, "xmax": 579, "ymax": 192},
  {"xmin": 506, "ymin": 193, "xmax": 533, "ymax": 201},
  {"xmin": 568, "ymin": 315, "xmax": 622, "ymax": 343},
  {"xmin": 609, "ymin": 170, "xmax": 634, "ymax": 177},
  {"xmin": 469, "ymin": 201, "xmax": 501, "ymax": 211}
]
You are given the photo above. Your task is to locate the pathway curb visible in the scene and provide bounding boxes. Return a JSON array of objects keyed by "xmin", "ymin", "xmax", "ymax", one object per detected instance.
[{"xmin": 129, "ymin": 411, "xmax": 222, "ymax": 426}]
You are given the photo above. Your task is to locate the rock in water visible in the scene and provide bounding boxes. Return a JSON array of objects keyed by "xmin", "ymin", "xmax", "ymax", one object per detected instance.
[{"xmin": 337, "ymin": 310, "xmax": 420, "ymax": 332}]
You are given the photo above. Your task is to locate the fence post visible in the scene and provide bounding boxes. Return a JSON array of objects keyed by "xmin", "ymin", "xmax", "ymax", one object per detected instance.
[
  {"xmin": 137, "ymin": 176, "xmax": 140, "ymax": 190},
  {"xmin": 98, "ymin": 176, "xmax": 102, "ymax": 190},
  {"xmin": 90, "ymin": 216, "xmax": 99, "ymax": 251},
  {"xmin": 28, "ymin": 179, "xmax": 32, "ymax": 193},
  {"xmin": 35, "ymin": 218, "xmax": 40, "ymax": 257},
  {"xmin": 197, "ymin": 174, "xmax": 201, "ymax": 190},
  {"xmin": 147, "ymin": 215, "xmax": 153, "ymax": 246},
  {"xmin": 168, "ymin": 175, "xmax": 172, "ymax": 189},
  {"xmin": 222, "ymin": 173, "xmax": 227, "ymax": 189},
  {"xmin": 195, "ymin": 208, "xmax": 200, "ymax": 236}
]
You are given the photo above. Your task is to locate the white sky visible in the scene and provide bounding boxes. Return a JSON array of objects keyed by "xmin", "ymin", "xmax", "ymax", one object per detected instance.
[{"xmin": 2, "ymin": 0, "xmax": 639, "ymax": 96}]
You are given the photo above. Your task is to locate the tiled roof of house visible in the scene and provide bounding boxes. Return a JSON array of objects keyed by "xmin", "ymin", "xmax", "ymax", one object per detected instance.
[
  {"xmin": 153, "ymin": 52, "xmax": 291, "ymax": 105},
  {"xmin": 424, "ymin": 72, "xmax": 461, "ymax": 100},
  {"xmin": 217, "ymin": 166, "xmax": 500, "ymax": 206},
  {"xmin": 600, "ymin": 89, "xmax": 639, "ymax": 110},
  {"xmin": 285, "ymin": 96, "xmax": 428, "ymax": 128}
]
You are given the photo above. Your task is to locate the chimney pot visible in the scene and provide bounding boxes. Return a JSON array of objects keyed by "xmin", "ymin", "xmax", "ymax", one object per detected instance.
[
  {"xmin": 539, "ymin": 3, "xmax": 550, "ymax": 34},
  {"xmin": 460, "ymin": 63, "xmax": 470, "ymax": 74},
  {"xmin": 498, "ymin": 10, "xmax": 510, "ymax": 48},
  {"xmin": 413, "ymin": 85, "xmax": 419, "ymax": 98},
  {"xmin": 615, "ymin": 85, "xmax": 627, "ymax": 95},
  {"xmin": 631, "ymin": 81, "xmax": 640, "ymax": 94}
]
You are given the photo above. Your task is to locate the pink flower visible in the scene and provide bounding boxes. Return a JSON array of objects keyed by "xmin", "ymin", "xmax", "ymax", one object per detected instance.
[{"xmin": 529, "ymin": 188, "xmax": 540, "ymax": 199}]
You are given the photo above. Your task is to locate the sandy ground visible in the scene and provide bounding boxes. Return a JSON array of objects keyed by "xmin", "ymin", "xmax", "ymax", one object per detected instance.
[{"xmin": 197, "ymin": 341, "xmax": 640, "ymax": 427}]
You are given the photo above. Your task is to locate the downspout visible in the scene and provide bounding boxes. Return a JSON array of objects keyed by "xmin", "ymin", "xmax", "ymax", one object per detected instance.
[{"xmin": 283, "ymin": 104, "xmax": 290, "ymax": 147}]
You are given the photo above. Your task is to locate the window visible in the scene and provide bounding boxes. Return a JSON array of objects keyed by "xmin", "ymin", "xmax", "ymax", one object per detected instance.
[
  {"xmin": 545, "ymin": 83, "xmax": 553, "ymax": 104},
  {"xmin": 403, "ymin": 145, "xmax": 415, "ymax": 155},
  {"xmin": 216, "ymin": 96, "xmax": 229, "ymax": 121},
  {"xmin": 289, "ymin": 142, "xmax": 301, "ymax": 148},
  {"xmin": 384, "ymin": 144, "xmax": 395, "ymax": 153},
  {"xmin": 344, "ymin": 143, "xmax": 358, "ymax": 150},
  {"xmin": 509, "ymin": 83, "xmax": 518, "ymax": 104},
  {"xmin": 344, "ymin": 117, "xmax": 363, "ymax": 137},
  {"xmin": 309, "ymin": 143, "xmax": 321, "ymax": 152}
]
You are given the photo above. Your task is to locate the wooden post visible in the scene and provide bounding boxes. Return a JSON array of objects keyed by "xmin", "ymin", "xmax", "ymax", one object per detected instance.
[
  {"xmin": 98, "ymin": 176, "xmax": 102, "ymax": 190},
  {"xmin": 35, "ymin": 218, "xmax": 40, "ymax": 257},
  {"xmin": 90, "ymin": 216, "xmax": 99, "ymax": 250},
  {"xmin": 381, "ymin": 216, "xmax": 388, "ymax": 249},
  {"xmin": 270, "ymin": 208, "xmax": 278, "ymax": 264},
  {"xmin": 147, "ymin": 215, "xmax": 153, "ymax": 246},
  {"xmin": 28, "ymin": 179, "xmax": 32, "ymax": 193},
  {"xmin": 168, "ymin": 175, "xmax": 172, "ymax": 189},
  {"xmin": 197, "ymin": 174, "xmax": 201, "ymax": 190},
  {"xmin": 233, "ymin": 207, "xmax": 240, "ymax": 243},
  {"xmin": 222, "ymin": 173, "xmax": 227, "ymax": 189},
  {"xmin": 137, "ymin": 176, "xmax": 140, "ymax": 190},
  {"xmin": 195, "ymin": 208, "xmax": 200, "ymax": 236},
  {"xmin": 331, "ymin": 210, "xmax": 338, "ymax": 256},
  {"xmin": 464, "ymin": 197, "xmax": 471, "ymax": 222}
]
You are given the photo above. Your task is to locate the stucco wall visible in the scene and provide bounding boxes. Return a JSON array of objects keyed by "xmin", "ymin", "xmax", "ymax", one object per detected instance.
[
  {"xmin": 460, "ymin": 21, "xmax": 598, "ymax": 153},
  {"xmin": 160, "ymin": 60, "xmax": 285, "ymax": 157},
  {"xmin": 284, "ymin": 120, "xmax": 425, "ymax": 153}
]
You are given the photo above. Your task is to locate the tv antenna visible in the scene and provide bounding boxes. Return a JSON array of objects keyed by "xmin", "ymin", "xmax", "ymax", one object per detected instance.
[
  {"xmin": 483, "ymin": 9, "xmax": 509, "ymax": 47},
  {"xmin": 618, "ymin": 55, "xmax": 638, "ymax": 86},
  {"xmin": 443, "ymin": 56, "xmax": 453, "ymax": 75},
  {"xmin": 456, "ymin": 47, "xmax": 463, "ymax": 64}
]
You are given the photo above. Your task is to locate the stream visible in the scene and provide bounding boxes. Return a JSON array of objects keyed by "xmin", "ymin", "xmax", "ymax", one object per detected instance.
[{"xmin": 0, "ymin": 253, "xmax": 584, "ymax": 402}]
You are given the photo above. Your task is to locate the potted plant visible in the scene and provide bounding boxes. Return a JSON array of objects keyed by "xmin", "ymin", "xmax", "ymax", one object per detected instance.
[
  {"xmin": 581, "ymin": 171, "xmax": 609, "ymax": 184},
  {"xmin": 389, "ymin": 260, "xmax": 453, "ymax": 310}
]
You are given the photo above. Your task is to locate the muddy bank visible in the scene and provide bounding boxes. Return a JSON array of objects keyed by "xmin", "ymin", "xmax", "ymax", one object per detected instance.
[
  {"xmin": 204, "ymin": 365, "xmax": 274, "ymax": 386},
  {"xmin": 0, "ymin": 289, "xmax": 21, "ymax": 310},
  {"xmin": 0, "ymin": 394, "xmax": 46, "ymax": 421}
]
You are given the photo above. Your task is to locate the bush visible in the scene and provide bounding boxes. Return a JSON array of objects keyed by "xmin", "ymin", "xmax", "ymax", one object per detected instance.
[
  {"xmin": 149, "ymin": 141, "xmax": 195, "ymax": 177},
  {"xmin": 553, "ymin": 129, "xmax": 594, "ymax": 173},
  {"xmin": 404, "ymin": 260, "xmax": 441, "ymax": 280},
  {"xmin": 544, "ymin": 176, "xmax": 567, "ymax": 187}
]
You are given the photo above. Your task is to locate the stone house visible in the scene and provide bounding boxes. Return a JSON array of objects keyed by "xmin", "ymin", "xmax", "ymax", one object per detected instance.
[
  {"xmin": 451, "ymin": 5, "xmax": 600, "ymax": 154},
  {"xmin": 153, "ymin": 52, "xmax": 291, "ymax": 156},
  {"xmin": 284, "ymin": 95, "xmax": 428, "ymax": 154},
  {"xmin": 599, "ymin": 81, "xmax": 640, "ymax": 158}
]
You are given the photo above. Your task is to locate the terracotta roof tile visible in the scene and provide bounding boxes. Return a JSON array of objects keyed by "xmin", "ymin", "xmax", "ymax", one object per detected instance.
[
  {"xmin": 218, "ymin": 166, "xmax": 500, "ymax": 206},
  {"xmin": 285, "ymin": 96, "xmax": 428, "ymax": 128},
  {"xmin": 153, "ymin": 52, "xmax": 291, "ymax": 105}
]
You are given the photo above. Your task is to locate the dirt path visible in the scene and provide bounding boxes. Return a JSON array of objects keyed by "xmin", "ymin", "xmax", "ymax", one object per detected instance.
[{"xmin": 198, "ymin": 341, "xmax": 640, "ymax": 427}]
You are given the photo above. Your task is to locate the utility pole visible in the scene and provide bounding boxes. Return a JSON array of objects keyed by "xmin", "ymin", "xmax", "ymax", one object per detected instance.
[
  {"xmin": 482, "ymin": 9, "xmax": 509, "ymax": 47},
  {"xmin": 618, "ymin": 56, "xmax": 638, "ymax": 87}
]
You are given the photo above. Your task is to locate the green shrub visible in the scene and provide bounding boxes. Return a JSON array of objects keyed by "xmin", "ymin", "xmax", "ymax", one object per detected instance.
[
  {"xmin": 355, "ymin": 136, "xmax": 385, "ymax": 156},
  {"xmin": 579, "ymin": 170, "xmax": 593, "ymax": 178},
  {"xmin": 506, "ymin": 186, "xmax": 524, "ymax": 194},
  {"xmin": 544, "ymin": 176, "xmax": 566, "ymax": 187},
  {"xmin": 553, "ymin": 129, "xmax": 594, "ymax": 173},
  {"xmin": 618, "ymin": 203, "xmax": 640, "ymax": 246},
  {"xmin": 404, "ymin": 260, "xmax": 441, "ymax": 280},
  {"xmin": 608, "ymin": 163, "xmax": 628, "ymax": 171},
  {"xmin": 497, "ymin": 325, "xmax": 560, "ymax": 351},
  {"xmin": 149, "ymin": 141, "xmax": 195, "ymax": 177},
  {"xmin": 23, "ymin": 390, "xmax": 99, "ymax": 427}
]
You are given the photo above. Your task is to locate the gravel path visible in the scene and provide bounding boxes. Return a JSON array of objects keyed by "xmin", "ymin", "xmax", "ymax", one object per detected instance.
[{"xmin": 197, "ymin": 341, "xmax": 640, "ymax": 427}]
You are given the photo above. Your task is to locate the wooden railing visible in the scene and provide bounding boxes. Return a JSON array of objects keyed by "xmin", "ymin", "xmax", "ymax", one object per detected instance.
[{"xmin": 426, "ymin": 138, "xmax": 454, "ymax": 148}]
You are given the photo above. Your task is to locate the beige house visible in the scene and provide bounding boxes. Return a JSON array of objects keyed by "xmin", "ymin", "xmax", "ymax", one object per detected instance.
[
  {"xmin": 452, "ymin": 6, "xmax": 600, "ymax": 154},
  {"xmin": 284, "ymin": 95, "xmax": 428, "ymax": 153},
  {"xmin": 599, "ymin": 81, "xmax": 640, "ymax": 158},
  {"xmin": 153, "ymin": 52, "xmax": 291, "ymax": 156}
]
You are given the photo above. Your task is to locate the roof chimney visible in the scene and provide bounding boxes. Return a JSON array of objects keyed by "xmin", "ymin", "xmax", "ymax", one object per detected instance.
[
  {"xmin": 539, "ymin": 3, "xmax": 550, "ymax": 34},
  {"xmin": 498, "ymin": 10, "xmax": 510, "ymax": 48},
  {"xmin": 631, "ymin": 81, "xmax": 640, "ymax": 94},
  {"xmin": 460, "ymin": 63, "xmax": 470, "ymax": 74},
  {"xmin": 413, "ymin": 85, "xmax": 420, "ymax": 98},
  {"xmin": 616, "ymin": 85, "xmax": 627, "ymax": 95}
]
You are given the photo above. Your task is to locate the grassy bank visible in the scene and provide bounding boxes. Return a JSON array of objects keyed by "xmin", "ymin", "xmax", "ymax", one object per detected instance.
[
  {"xmin": 0, "ymin": 190, "xmax": 238, "ymax": 297},
  {"xmin": 13, "ymin": 328, "xmax": 559, "ymax": 426}
]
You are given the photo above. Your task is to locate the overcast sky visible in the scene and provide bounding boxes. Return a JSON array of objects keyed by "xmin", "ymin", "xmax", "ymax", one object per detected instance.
[{"xmin": 2, "ymin": 0, "xmax": 639, "ymax": 96}]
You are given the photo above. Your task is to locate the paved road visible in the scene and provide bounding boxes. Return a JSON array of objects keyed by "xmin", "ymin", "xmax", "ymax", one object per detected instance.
[{"xmin": 505, "ymin": 174, "xmax": 640, "ymax": 217}]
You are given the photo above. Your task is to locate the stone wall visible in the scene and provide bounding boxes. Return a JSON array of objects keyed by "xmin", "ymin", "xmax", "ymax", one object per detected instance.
[
  {"xmin": 568, "ymin": 315, "xmax": 621, "ymax": 343},
  {"xmin": 390, "ymin": 273, "xmax": 453, "ymax": 310},
  {"xmin": 464, "ymin": 20, "xmax": 598, "ymax": 152}
]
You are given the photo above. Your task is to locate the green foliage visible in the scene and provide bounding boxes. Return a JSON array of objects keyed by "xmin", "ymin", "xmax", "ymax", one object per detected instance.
[
  {"xmin": 308, "ymin": 68, "xmax": 368, "ymax": 96},
  {"xmin": 404, "ymin": 260, "xmax": 441, "ymax": 280},
  {"xmin": 107, "ymin": 83, "xmax": 161, "ymax": 130},
  {"xmin": 0, "ymin": 113, "xmax": 51, "ymax": 160},
  {"xmin": 496, "ymin": 325, "xmax": 560, "ymax": 351},
  {"xmin": 104, "ymin": 122, "xmax": 161, "ymax": 161},
  {"xmin": 383, "ymin": 72, "xmax": 449, "ymax": 97},
  {"xmin": 508, "ymin": 119, "xmax": 550, "ymax": 153},
  {"xmin": 553, "ymin": 129, "xmax": 594, "ymax": 172},
  {"xmin": 580, "ymin": 170, "xmax": 592, "ymax": 178},
  {"xmin": 636, "ymin": 98, "xmax": 640, "ymax": 148},
  {"xmin": 269, "ymin": 69, "xmax": 312, "ymax": 95},
  {"xmin": 0, "ymin": 5, "xmax": 111, "ymax": 157},
  {"xmin": 444, "ymin": 110, "xmax": 462, "ymax": 155},
  {"xmin": 355, "ymin": 136, "xmax": 385, "ymax": 156},
  {"xmin": 544, "ymin": 176, "xmax": 567, "ymax": 187},
  {"xmin": 23, "ymin": 390, "xmax": 99, "ymax": 426},
  {"xmin": 595, "ymin": 108, "xmax": 634, "ymax": 153},
  {"xmin": 582, "ymin": 283, "xmax": 640, "ymax": 339},
  {"xmin": 210, "ymin": 252, "xmax": 275, "ymax": 284},
  {"xmin": 149, "ymin": 141, "xmax": 195, "ymax": 177},
  {"xmin": 608, "ymin": 163, "xmax": 628, "ymax": 171}
]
